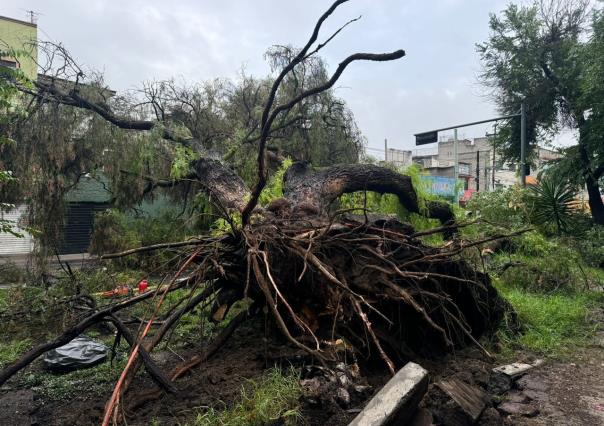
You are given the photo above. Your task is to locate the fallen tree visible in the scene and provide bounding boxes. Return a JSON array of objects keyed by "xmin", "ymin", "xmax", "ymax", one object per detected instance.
[{"xmin": 0, "ymin": 1, "xmax": 513, "ymax": 424}]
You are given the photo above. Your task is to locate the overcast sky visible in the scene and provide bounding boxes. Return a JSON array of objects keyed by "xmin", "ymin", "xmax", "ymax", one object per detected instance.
[{"xmin": 2, "ymin": 0, "xmax": 577, "ymax": 155}]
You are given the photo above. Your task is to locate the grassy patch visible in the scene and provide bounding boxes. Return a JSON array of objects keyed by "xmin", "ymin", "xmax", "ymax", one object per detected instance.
[
  {"xmin": 19, "ymin": 357, "xmax": 127, "ymax": 401},
  {"xmin": 495, "ymin": 282, "xmax": 603, "ymax": 357},
  {"xmin": 191, "ymin": 368, "xmax": 302, "ymax": 426},
  {"xmin": 0, "ymin": 337, "xmax": 32, "ymax": 369}
]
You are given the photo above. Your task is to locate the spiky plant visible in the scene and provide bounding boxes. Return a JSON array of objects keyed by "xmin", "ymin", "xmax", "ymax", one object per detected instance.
[{"xmin": 528, "ymin": 173, "xmax": 578, "ymax": 235}]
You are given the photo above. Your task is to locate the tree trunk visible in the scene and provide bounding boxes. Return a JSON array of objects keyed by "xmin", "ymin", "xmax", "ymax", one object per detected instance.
[
  {"xmin": 192, "ymin": 158, "xmax": 250, "ymax": 213},
  {"xmin": 283, "ymin": 162, "xmax": 455, "ymax": 225},
  {"xmin": 578, "ymin": 133, "xmax": 604, "ymax": 225}
]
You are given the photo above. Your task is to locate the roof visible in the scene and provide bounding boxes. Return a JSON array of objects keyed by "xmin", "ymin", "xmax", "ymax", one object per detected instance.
[{"xmin": 0, "ymin": 15, "xmax": 37, "ymax": 28}]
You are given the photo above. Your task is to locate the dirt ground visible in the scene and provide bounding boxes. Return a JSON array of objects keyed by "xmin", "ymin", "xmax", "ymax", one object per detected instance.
[
  {"xmin": 510, "ymin": 345, "xmax": 604, "ymax": 426},
  {"xmin": 1, "ymin": 323, "xmax": 604, "ymax": 425}
]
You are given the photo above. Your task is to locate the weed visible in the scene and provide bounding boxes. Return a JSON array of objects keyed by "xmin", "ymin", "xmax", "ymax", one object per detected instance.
[
  {"xmin": 495, "ymin": 280, "xmax": 603, "ymax": 358},
  {"xmin": 0, "ymin": 337, "xmax": 32, "ymax": 369},
  {"xmin": 191, "ymin": 368, "xmax": 302, "ymax": 426}
]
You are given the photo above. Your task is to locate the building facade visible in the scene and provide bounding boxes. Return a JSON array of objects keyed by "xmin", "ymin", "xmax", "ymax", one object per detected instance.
[{"xmin": 0, "ymin": 15, "xmax": 37, "ymax": 80}]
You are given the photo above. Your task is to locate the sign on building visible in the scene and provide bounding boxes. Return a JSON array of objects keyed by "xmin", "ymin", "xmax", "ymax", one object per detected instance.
[{"xmin": 420, "ymin": 176, "xmax": 463, "ymax": 199}]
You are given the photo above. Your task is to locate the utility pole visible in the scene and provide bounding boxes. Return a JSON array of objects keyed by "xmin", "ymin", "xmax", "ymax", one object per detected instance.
[
  {"xmin": 484, "ymin": 122, "xmax": 499, "ymax": 191},
  {"xmin": 476, "ymin": 150, "xmax": 480, "ymax": 192},
  {"xmin": 384, "ymin": 138, "xmax": 388, "ymax": 163},
  {"xmin": 453, "ymin": 129, "xmax": 459, "ymax": 204},
  {"xmin": 520, "ymin": 101, "xmax": 527, "ymax": 187}
]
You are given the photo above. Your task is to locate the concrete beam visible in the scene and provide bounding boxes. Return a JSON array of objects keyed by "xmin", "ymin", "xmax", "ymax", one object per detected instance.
[{"xmin": 349, "ymin": 362, "xmax": 429, "ymax": 426}]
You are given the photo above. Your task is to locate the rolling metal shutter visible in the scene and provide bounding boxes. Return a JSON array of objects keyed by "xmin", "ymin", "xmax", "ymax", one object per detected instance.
[
  {"xmin": 59, "ymin": 202, "xmax": 109, "ymax": 254},
  {"xmin": 0, "ymin": 204, "xmax": 34, "ymax": 255}
]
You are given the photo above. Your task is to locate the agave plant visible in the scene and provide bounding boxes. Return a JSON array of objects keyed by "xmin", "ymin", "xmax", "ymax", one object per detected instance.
[{"xmin": 528, "ymin": 172, "xmax": 578, "ymax": 235}]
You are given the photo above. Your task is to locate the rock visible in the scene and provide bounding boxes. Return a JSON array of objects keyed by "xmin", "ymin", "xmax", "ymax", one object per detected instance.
[
  {"xmin": 516, "ymin": 375, "xmax": 549, "ymax": 392},
  {"xmin": 336, "ymin": 387, "xmax": 351, "ymax": 407},
  {"xmin": 478, "ymin": 407, "xmax": 503, "ymax": 426},
  {"xmin": 472, "ymin": 366, "xmax": 491, "ymax": 387},
  {"xmin": 504, "ymin": 391, "xmax": 530, "ymax": 404},
  {"xmin": 353, "ymin": 384, "xmax": 372, "ymax": 395},
  {"xmin": 300, "ymin": 377, "xmax": 322, "ymax": 397},
  {"xmin": 487, "ymin": 373, "xmax": 512, "ymax": 396},
  {"xmin": 497, "ymin": 402, "xmax": 539, "ymax": 417},
  {"xmin": 337, "ymin": 371, "xmax": 351, "ymax": 387},
  {"xmin": 349, "ymin": 362, "xmax": 429, "ymax": 426},
  {"xmin": 492, "ymin": 360, "xmax": 544, "ymax": 379},
  {"xmin": 409, "ymin": 408, "xmax": 433, "ymax": 426},
  {"xmin": 521, "ymin": 389, "xmax": 547, "ymax": 401}
]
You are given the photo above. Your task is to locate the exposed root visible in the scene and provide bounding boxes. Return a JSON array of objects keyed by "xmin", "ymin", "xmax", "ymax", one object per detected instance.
[{"xmin": 1, "ymin": 217, "xmax": 517, "ymax": 423}]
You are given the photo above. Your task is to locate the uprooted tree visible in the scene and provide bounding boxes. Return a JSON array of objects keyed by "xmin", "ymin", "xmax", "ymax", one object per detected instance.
[{"xmin": 0, "ymin": 1, "xmax": 512, "ymax": 423}]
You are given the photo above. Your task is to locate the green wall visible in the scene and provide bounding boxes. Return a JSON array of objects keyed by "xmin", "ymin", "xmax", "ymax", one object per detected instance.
[{"xmin": 0, "ymin": 16, "xmax": 38, "ymax": 81}]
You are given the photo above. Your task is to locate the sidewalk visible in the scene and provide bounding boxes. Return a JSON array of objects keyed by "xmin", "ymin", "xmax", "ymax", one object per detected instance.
[{"xmin": 0, "ymin": 253, "xmax": 96, "ymax": 269}]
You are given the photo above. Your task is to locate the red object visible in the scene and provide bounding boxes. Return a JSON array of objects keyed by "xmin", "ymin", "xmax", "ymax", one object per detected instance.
[{"xmin": 138, "ymin": 279, "xmax": 148, "ymax": 293}]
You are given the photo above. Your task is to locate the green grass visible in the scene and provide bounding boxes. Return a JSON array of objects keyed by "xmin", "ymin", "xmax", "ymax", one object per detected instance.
[
  {"xmin": 19, "ymin": 356, "xmax": 127, "ymax": 401},
  {"xmin": 191, "ymin": 368, "xmax": 302, "ymax": 426},
  {"xmin": 0, "ymin": 337, "xmax": 32, "ymax": 369},
  {"xmin": 495, "ymin": 281, "xmax": 603, "ymax": 358}
]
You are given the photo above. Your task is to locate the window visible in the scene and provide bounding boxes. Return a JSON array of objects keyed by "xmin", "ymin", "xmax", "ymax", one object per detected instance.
[{"xmin": 0, "ymin": 58, "xmax": 18, "ymax": 69}]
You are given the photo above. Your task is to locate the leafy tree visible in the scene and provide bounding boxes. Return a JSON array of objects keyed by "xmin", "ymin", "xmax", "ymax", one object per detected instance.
[
  {"xmin": 0, "ymin": 47, "xmax": 31, "ymax": 236},
  {"xmin": 477, "ymin": 1, "xmax": 604, "ymax": 224},
  {"xmin": 1, "ymin": 41, "xmax": 367, "ymax": 253}
]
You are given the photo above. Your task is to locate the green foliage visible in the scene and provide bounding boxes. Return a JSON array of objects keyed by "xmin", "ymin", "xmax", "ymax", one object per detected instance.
[
  {"xmin": 572, "ymin": 225, "xmax": 604, "ymax": 268},
  {"xmin": 466, "ymin": 187, "xmax": 532, "ymax": 230},
  {"xmin": 192, "ymin": 368, "xmax": 302, "ymax": 426},
  {"xmin": 527, "ymin": 173, "xmax": 579, "ymax": 235},
  {"xmin": 0, "ymin": 337, "xmax": 32, "ymax": 369},
  {"xmin": 171, "ymin": 145, "xmax": 199, "ymax": 179},
  {"xmin": 90, "ymin": 209, "xmax": 193, "ymax": 270},
  {"xmin": 495, "ymin": 281, "xmax": 603, "ymax": 357},
  {"xmin": 259, "ymin": 158, "xmax": 293, "ymax": 206},
  {"xmin": 1, "ymin": 48, "xmax": 30, "ymax": 235},
  {"xmin": 477, "ymin": 2, "xmax": 604, "ymax": 224},
  {"xmin": 0, "ymin": 260, "xmax": 25, "ymax": 284},
  {"xmin": 490, "ymin": 231, "xmax": 604, "ymax": 292}
]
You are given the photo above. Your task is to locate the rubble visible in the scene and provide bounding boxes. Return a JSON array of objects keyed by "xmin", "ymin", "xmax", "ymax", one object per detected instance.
[{"xmin": 349, "ymin": 362, "xmax": 429, "ymax": 426}]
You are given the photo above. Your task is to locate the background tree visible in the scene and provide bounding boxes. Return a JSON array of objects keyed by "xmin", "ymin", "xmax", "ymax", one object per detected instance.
[{"xmin": 477, "ymin": 0, "xmax": 604, "ymax": 224}]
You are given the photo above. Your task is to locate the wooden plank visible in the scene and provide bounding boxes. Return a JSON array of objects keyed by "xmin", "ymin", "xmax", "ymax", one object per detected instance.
[
  {"xmin": 436, "ymin": 378, "xmax": 487, "ymax": 422},
  {"xmin": 349, "ymin": 362, "xmax": 429, "ymax": 426}
]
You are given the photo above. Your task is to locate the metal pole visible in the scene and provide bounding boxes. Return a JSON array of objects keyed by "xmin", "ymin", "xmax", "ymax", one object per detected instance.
[
  {"xmin": 454, "ymin": 128, "xmax": 459, "ymax": 204},
  {"xmin": 384, "ymin": 138, "xmax": 388, "ymax": 163},
  {"xmin": 520, "ymin": 101, "xmax": 527, "ymax": 187},
  {"xmin": 476, "ymin": 150, "xmax": 480, "ymax": 192},
  {"xmin": 492, "ymin": 124, "xmax": 497, "ymax": 191}
]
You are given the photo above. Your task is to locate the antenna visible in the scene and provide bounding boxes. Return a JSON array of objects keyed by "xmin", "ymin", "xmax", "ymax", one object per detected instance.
[{"xmin": 22, "ymin": 9, "xmax": 43, "ymax": 24}]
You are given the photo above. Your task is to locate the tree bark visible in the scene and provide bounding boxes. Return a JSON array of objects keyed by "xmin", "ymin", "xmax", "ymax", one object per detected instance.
[
  {"xmin": 578, "ymin": 131, "xmax": 604, "ymax": 225},
  {"xmin": 283, "ymin": 162, "xmax": 455, "ymax": 225},
  {"xmin": 192, "ymin": 158, "xmax": 250, "ymax": 213}
]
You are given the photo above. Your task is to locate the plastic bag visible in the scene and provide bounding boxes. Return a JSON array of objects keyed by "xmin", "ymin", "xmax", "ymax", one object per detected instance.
[{"xmin": 44, "ymin": 336, "xmax": 108, "ymax": 372}]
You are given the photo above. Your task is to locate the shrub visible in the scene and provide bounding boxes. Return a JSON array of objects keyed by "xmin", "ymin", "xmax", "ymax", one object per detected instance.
[
  {"xmin": 490, "ymin": 231, "xmax": 603, "ymax": 292},
  {"xmin": 572, "ymin": 225, "xmax": 604, "ymax": 268},
  {"xmin": 466, "ymin": 186, "xmax": 532, "ymax": 230}
]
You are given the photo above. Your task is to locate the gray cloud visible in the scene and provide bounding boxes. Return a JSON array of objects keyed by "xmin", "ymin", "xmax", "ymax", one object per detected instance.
[{"xmin": 4, "ymin": 0, "xmax": 574, "ymax": 152}]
